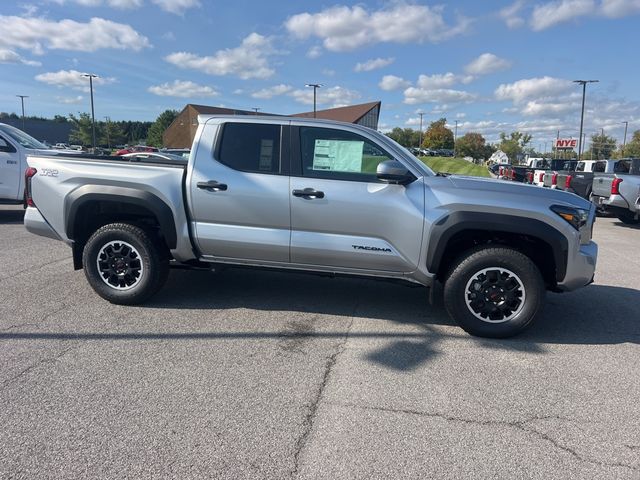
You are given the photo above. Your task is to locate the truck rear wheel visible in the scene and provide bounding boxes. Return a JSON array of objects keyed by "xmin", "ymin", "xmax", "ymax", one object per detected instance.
[
  {"xmin": 443, "ymin": 246, "xmax": 545, "ymax": 338},
  {"xmin": 83, "ymin": 223, "xmax": 169, "ymax": 305}
]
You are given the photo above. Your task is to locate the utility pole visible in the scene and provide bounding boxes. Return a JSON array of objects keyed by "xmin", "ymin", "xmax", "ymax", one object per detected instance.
[
  {"xmin": 104, "ymin": 116, "xmax": 111, "ymax": 149},
  {"xmin": 16, "ymin": 95, "xmax": 28, "ymax": 131},
  {"xmin": 621, "ymin": 121, "xmax": 629, "ymax": 157},
  {"xmin": 252, "ymin": 107, "xmax": 260, "ymax": 114},
  {"xmin": 82, "ymin": 73, "xmax": 98, "ymax": 150},
  {"xmin": 573, "ymin": 79, "xmax": 598, "ymax": 161},
  {"xmin": 305, "ymin": 83, "xmax": 322, "ymax": 118},
  {"xmin": 454, "ymin": 120, "xmax": 458, "ymax": 156},
  {"xmin": 418, "ymin": 112, "xmax": 424, "ymax": 148}
]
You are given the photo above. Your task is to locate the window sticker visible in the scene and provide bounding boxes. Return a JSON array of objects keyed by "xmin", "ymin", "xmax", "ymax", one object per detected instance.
[
  {"xmin": 312, "ymin": 139, "xmax": 364, "ymax": 172},
  {"xmin": 259, "ymin": 139, "xmax": 274, "ymax": 171}
]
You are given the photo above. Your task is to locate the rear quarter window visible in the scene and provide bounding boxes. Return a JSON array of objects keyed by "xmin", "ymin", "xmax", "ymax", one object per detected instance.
[{"xmin": 218, "ymin": 123, "xmax": 281, "ymax": 174}]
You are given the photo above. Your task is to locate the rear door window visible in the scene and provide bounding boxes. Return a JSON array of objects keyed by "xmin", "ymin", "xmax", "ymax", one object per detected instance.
[
  {"xmin": 218, "ymin": 123, "xmax": 281, "ymax": 174},
  {"xmin": 593, "ymin": 161, "xmax": 606, "ymax": 173},
  {"xmin": 614, "ymin": 160, "xmax": 630, "ymax": 173}
]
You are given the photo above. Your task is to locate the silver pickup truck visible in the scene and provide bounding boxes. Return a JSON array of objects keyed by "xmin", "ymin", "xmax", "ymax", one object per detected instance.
[
  {"xmin": 591, "ymin": 158, "xmax": 640, "ymax": 224},
  {"xmin": 24, "ymin": 116, "xmax": 598, "ymax": 338}
]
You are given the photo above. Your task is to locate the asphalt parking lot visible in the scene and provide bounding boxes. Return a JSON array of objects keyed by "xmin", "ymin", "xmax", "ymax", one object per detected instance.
[{"xmin": 1, "ymin": 204, "xmax": 639, "ymax": 479}]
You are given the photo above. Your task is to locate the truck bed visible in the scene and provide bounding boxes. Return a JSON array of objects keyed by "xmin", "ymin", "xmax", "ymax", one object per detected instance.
[{"xmin": 25, "ymin": 153, "xmax": 193, "ymax": 261}]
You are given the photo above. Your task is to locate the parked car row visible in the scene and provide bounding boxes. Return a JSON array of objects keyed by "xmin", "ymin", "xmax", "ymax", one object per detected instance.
[
  {"xmin": 499, "ymin": 157, "xmax": 640, "ymax": 225},
  {"xmin": 409, "ymin": 147, "xmax": 454, "ymax": 157}
]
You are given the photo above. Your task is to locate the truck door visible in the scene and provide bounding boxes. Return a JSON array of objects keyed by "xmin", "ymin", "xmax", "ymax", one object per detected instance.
[
  {"xmin": 0, "ymin": 135, "xmax": 20, "ymax": 201},
  {"xmin": 188, "ymin": 121, "xmax": 291, "ymax": 263},
  {"xmin": 289, "ymin": 125, "xmax": 424, "ymax": 272}
]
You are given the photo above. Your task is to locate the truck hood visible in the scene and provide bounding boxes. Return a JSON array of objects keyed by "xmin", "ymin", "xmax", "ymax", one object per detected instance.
[{"xmin": 447, "ymin": 175, "xmax": 592, "ymax": 209}]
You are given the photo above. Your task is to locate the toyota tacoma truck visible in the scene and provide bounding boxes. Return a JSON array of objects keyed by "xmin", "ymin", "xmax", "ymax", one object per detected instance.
[
  {"xmin": 23, "ymin": 116, "xmax": 598, "ymax": 338},
  {"xmin": 591, "ymin": 158, "xmax": 640, "ymax": 224}
]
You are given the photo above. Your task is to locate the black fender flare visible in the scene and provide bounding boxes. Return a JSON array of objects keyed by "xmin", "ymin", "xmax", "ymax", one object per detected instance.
[
  {"xmin": 426, "ymin": 211, "xmax": 568, "ymax": 282},
  {"xmin": 64, "ymin": 185, "xmax": 177, "ymax": 248}
]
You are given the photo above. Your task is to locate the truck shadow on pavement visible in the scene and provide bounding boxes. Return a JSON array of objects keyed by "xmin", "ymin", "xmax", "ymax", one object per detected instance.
[
  {"xmin": 0, "ymin": 208, "xmax": 25, "ymax": 224},
  {"xmin": 1, "ymin": 268, "xmax": 638, "ymax": 372}
]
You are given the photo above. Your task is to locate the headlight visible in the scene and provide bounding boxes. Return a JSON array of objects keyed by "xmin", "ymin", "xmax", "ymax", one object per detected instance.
[{"xmin": 550, "ymin": 205, "xmax": 589, "ymax": 230}]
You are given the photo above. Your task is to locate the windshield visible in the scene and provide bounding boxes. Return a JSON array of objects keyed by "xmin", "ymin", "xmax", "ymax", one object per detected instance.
[{"xmin": 0, "ymin": 124, "xmax": 49, "ymax": 150}]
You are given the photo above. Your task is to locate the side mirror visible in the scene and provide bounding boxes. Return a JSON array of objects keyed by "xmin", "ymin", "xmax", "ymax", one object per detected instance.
[{"xmin": 376, "ymin": 160, "xmax": 415, "ymax": 185}]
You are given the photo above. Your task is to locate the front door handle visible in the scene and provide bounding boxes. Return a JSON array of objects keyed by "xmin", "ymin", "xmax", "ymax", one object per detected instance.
[
  {"xmin": 292, "ymin": 188, "xmax": 325, "ymax": 199},
  {"xmin": 197, "ymin": 180, "xmax": 228, "ymax": 192}
]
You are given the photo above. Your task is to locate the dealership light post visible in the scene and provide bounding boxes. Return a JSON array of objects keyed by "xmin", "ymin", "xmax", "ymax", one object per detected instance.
[
  {"xmin": 418, "ymin": 112, "xmax": 424, "ymax": 148},
  {"xmin": 573, "ymin": 79, "xmax": 598, "ymax": 161},
  {"xmin": 453, "ymin": 120, "xmax": 458, "ymax": 156},
  {"xmin": 16, "ymin": 95, "xmax": 28, "ymax": 131},
  {"xmin": 252, "ymin": 107, "xmax": 260, "ymax": 114},
  {"xmin": 82, "ymin": 73, "xmax": 98, "ymax": 150},
  {"xmin": 305, "ymin": 83, "xmax": 322, "ymax": 118},
  {"xmin": 622, "ymin": 121, "xmax": 628, "ymax": 157}
]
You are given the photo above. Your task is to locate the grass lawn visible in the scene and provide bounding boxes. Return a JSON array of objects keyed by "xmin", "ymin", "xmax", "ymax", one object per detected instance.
[{"xmin": 419, "ymin": 156, "xmax": 491, "ymax": 177}]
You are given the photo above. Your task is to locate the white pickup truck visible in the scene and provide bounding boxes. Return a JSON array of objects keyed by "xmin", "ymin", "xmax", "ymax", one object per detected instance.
[{"xmin": 0, "ymin": 123, "xmax": 80, "ymax": 204}]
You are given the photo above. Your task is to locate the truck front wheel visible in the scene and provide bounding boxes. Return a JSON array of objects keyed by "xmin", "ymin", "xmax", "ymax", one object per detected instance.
[
  {"xmin": 83, "ymin": 223, "xmax": 169, "ymax": 305},
  {"xmin": 443, "ymin": 246, "xmax": 545, "ymax": 338}
]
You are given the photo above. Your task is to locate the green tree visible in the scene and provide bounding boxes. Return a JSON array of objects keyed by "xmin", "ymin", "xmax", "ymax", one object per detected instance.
[
  {"xmin": 386, "ymin": 127, "xmax": 420, "ymax": 148},
  {"xmin": 422, "ymin": 118, "xmax": 454, "ymax": 150},
  {"xmin": 588, "ymin": 133, "xmax": 617, "ymax": 159},
  {"xmin": 99, "ymin": 120, "xmax": 126, "ymax": 148},
  {"xmin": 147, "ymin": 109, "xmax": 178, "ymax": 147},
  {"xmin": 455, "ymin": 132, "xmax": 488, "ymax": 160},
  {"xmin": 620, "ymin": 130, "xmax": 640, "ymax": 158},
  {"xmin": 68, "ymin": 112, "xmax": 98, "ymax": 146},
  {"xmin": 498, "ymin": 131, "xmax": 532, "ymax": 162}
]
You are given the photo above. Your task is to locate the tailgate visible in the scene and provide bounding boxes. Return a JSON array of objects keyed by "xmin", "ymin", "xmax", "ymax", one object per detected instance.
[{"xmin": 592, "ymin": 175, "xmax": 613, "ymax": 198}]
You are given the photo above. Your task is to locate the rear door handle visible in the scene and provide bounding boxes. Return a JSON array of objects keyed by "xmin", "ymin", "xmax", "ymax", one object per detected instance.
[
  {"xmin": 292, "ymin": 188, "xmax": 324, "ymax": 199},
  {"xmin": 197, "ymin": 180, "xmax": 228, "ymax": 192}
]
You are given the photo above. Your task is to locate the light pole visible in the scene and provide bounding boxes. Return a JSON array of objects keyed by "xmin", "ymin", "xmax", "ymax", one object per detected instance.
[
  {"xmin": 622, "ymin": 121, "xmax": 629, "ymax": 157},
  {"xmin": 82, "ymin": 73, "xmax": 98, "ymax": 150},
  {"xmin": 252, "ymin": 107, "xmax": 260, "ymax": 114},
  {"xmin": 453, "ymin": 120, "xmax": 458, "ymax": 156},
  {"xmin": 305, "ymin": 83, "xmax": 322, "ymax": 117},
  {"xmin": 418, "ymin": 112, "xmax": 424, "ymax": 148},
  {"xmin": 16, "ymin": 95, "xmax": 28, "ymax": 131},
  {"xmin": 573, "ymin": 79, "xmax": 598, "ymax": 161},
  {"xmin": 104, "ymin": 116, "xmax": 111, "ymax": 149}
]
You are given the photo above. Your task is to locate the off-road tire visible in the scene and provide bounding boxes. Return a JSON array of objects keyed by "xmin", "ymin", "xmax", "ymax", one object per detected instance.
[
  {"xmin": 443, "ymin": 246, "xmax": 545, "ymax": 338},
  {"xmin": 83, "ymin": 223, "xmax": 169, "ymax": 305}
]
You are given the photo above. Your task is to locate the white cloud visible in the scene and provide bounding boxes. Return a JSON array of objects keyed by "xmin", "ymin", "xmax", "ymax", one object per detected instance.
[
  {"xmin": 148, "ymin": 80, "xmax": 218, "ymax": 97},
  {"xmin": 322, "ymin": 69, "xmax": 336, "ymax": 77},
  {"xmin": 290, "ymin": 85, "xmax": 361, "ymax": 108},
  {"xmin": 404, "ymin": 87, "xmax": 476, "ymax": 105},
  {"xmin": 600, "ymin": 0, "xmax": 640, "ymax": 17},
  {"xmin": 165, "ymin": 33, "xmax": 276, "ymax": 79},
  {"xmin": 0, "ymin": 49, "xmax": 41, "ymax": 66},
  {"xmin": 416, "ymin": 72, "xmax": 473, "ymax": 89},
  {"xmin": 500, "ymin": 0, "xmax": 526, "ymax": 28},
  {"xmin": 151, "ymin": 0, "xmax": 201, "ymax": 15},
  {"xmin": 306, "ymin": 46, "xmax": 322, "ymax": 58},
  {"xmin": 0, "ymin": 16, "xmax": 150, "ymax": 53},
  {"xmin": 35, "ymin": 69, "xmax": 116, "ymax": 92},
  {"xmin": 495, "ymin": 76, "xmax": 574, "ymax": 103},
  {"xmin": 285, "ymin": 4, "xmax": 470, "ymax": 51},
  {"xmin": 354, "ymin": 57, "xmax": 394, "ymax": 72},
  {"xmin": 52, "ymin": 0, "xmax": 144, "ymax": 8},
  {"xmin": 530, "ymin": 0, "xmax": 595, "ymax": 31},
  {"xmin": 379, "ymin": 75, "xmax": 411, "ymax": 91},
  {"xmin": 431, "ymin": 104, "xmax": 450, "ymax": 114},
  {"xmin": 465, "ymin": 53, "xmax": 511, "ymax": 75},
  {"xmin": 456, "ymin": 112, "xmax": 467, "ymax": 119},
  {"xmin": 56, "ymin": 95, "xmax": 84, "ymax": 104},
  {"xmin": 251, "ymin": 84, "xmax": 293, "ymax": 99}
]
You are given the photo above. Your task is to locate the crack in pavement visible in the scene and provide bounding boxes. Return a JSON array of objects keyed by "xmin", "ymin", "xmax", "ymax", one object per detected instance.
[
  {"xmin": 1, "ymin": 343, "xmax": 79, "ymax": 388},
  {"xmin": 334, "ymin": 403, "xmax": 639, "ymax": 473},
  {"xmin": 289, "ymin": 299, "xmax": 359, "ymax": 479},
  {"xmin": 0, "ymin": 256, "xmax": 72, "ymax": 283}
]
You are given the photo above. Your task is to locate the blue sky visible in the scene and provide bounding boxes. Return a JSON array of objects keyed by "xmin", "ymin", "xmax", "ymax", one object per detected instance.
[{"xmin": 1, "ymin": 0, "xmax": 639, "ymax": 148}]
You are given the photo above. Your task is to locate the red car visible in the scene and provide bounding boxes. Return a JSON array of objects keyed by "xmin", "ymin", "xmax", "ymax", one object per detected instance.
[{"xmin": 115, "ymin": 145, "xmax": 158, "ymax": 155}]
